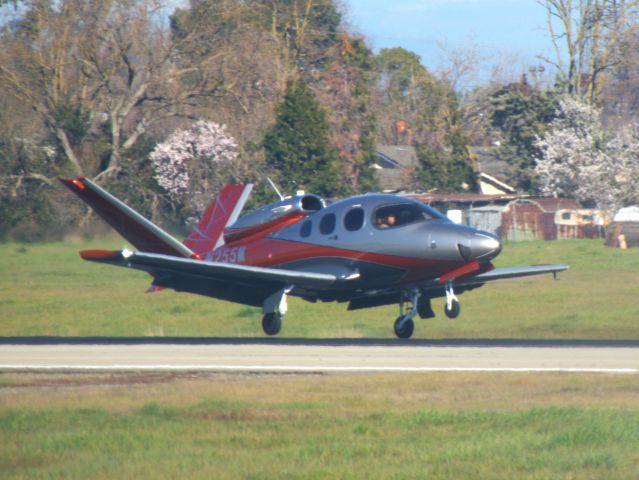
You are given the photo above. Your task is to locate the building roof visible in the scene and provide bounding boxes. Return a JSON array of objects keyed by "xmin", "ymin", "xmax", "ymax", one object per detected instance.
[
  {"xmin": 469, "ymin": 146, "xmax": 515, "ymax": 185},
  {"xmin": 409, "ymin": 193, "xmax": 522, "ymax": 205},
  {"xmin": 477, "ymin": 172, "xmax": 517, "ymax": 195},
  {"xmin": 374, "ymin": 145, "xmax": 419, "ymax": 192},
  {"xmin": 614, "ymin": 206, "xmax": 639, "ymax": 222},
  {"xmin": 515, "ymin": 197, "xmax": 582, "ymax": 212},
  {"xmin": 375, "ymin": 145, "xmax": 418, "ymax": 168}
]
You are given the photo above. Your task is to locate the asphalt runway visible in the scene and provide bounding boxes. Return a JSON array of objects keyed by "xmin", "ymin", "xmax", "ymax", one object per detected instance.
[{"xmin": 1, "ymin": 337, "xmax": 638, "ymax": 373}]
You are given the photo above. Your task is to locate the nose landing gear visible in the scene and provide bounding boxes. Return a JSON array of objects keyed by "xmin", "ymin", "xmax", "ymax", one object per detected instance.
[
  {"xmin": 394, "ymin": 289, "xmax": 420, "ymax": 339},
  {"xmin": 444, "ymin": 281, "xmax": 460, "ymax": 319}
]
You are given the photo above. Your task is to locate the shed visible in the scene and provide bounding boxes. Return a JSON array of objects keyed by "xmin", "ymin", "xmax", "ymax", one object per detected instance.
[
  {"xmin": 409, "ymin": 192, "xmax": 520, "ymax": 238},
  {"xmin": 502, "ymin": 198, "xmax": 604, "ymax": 241},
  {"xmin": 467, "ymin": 204, "xmax": 507, "ymax": 238},
  {"xmin": 606, "ymin": 206, "xmax": 639, "ymax": 248}
]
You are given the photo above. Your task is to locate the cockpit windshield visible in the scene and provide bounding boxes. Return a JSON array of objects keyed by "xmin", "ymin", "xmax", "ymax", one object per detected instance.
[{"xmin": 373, "ymin": 202, "xmax": 446, "ymax": 229}]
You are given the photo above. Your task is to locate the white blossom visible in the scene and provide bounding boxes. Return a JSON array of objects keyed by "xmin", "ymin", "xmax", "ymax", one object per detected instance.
[
  {"xmin": 535, "ymin": 98, "xmax": 639, "ymax": 216},
  {"xmin": 150, "ymin": 120, "xmax": 239, "ymax": 211}
]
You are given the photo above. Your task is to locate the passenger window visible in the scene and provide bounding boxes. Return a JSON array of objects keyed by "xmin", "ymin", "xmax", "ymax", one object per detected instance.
[
  {"xmin": 319, "ymin": 213, "xmax": 336, "ymax": 235},
  {"xmin": 344, "ymin": 208, "xmax": 365, "ymax": 231},
  {"xmin": 300, "ymin": 220, "xmax": 312, "ymax": 238}
]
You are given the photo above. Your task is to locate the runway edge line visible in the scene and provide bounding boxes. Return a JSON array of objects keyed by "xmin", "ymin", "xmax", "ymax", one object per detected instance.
[{"xmin": 1, "ymin": 365, "xmax": 637, "ymax": 374}]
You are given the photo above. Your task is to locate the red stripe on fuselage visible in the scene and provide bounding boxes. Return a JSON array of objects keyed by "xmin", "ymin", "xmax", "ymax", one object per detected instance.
[
  {"xmin": 210, "ymin": 237, "xmax": 465, "ymax": 284},
  {"xmin": 224, "ymin": 213, "xmax": 307, "ymax": 245}
]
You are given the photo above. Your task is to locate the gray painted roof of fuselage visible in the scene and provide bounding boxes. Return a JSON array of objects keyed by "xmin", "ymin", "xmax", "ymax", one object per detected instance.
[
  {"xmin": 317, "ymin": 193, "xmax": 447, "ymax": 219},
  {"xmin": 270, "ymin": 193, "xmax": 462, "ymax": 262}
]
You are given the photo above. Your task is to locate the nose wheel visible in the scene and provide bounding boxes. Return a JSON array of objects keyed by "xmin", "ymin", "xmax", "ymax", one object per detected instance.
[{"xmin": 444, "ymin": 281, "xmax": 460, "ymax": 318}]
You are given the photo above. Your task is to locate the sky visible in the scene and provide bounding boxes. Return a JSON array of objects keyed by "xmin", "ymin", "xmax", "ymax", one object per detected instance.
[
  {"xmin": 343, "ymin": 0, "xmax": 560, "ymax": 86},
  {"xmin": 0, "ymin": 0, "xmax": 561, "ymax": 87}
]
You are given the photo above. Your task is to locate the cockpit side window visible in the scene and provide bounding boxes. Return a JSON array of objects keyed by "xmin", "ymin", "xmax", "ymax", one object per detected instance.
[
  {"xmin": 300, "ymin": 219, "xmax": 312, "ymax": 238},
  {"xmin": 373, "ymin": 203, "xmax": 438, "ymax": 229},
  {"xmin": 319, "ymin": 213, "xmax": 336, "ymax": 235},
  {"xmin": 344, "ymin": 207, "xmax": 365, "ymax": 231}
]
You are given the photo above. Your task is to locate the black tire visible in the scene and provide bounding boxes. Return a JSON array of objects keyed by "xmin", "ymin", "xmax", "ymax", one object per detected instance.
[
  {"xmin": 262, "ymin": 312, "xmax": 282, "ymax": 336},
  {"xmin": 394, "ymin": 316, "xmax": 414, "ymax": 339},
  {"xmin": 444, "ymin": 299, "xmax": 461, "ymax": 319}
]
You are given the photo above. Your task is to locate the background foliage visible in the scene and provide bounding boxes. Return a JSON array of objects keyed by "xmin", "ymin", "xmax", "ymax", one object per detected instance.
[{"xmin": 2, "ymin": 0, "xmax": 639, "ymax": 240}]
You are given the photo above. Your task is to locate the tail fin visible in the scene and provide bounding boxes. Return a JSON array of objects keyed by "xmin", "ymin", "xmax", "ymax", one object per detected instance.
[
  {"xmin": 61, "ymin": 177, "xmax": 195, "ymax": 257},
  {"xmin": 183, "ymin": 183, "xmax": 253, "ymax": 256}
]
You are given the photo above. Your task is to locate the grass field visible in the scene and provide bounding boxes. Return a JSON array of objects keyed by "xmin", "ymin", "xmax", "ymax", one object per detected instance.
[
  {"xmin": 1, "ymin": 238, "xmax": 638, "ymax": 339},
  {"xmin": 1, "ymin": 372, "xmax": 638, "ymax": 479},
  {"xmin": 2, "ymin": 238, "xmax": 639, "ymax": 478}
]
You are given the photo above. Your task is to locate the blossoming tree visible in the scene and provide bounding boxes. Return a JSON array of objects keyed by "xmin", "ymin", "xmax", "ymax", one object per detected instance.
[
  {"xmin": 535, "ymin": 98, "xmax": 639, "ymax": 217},
  {"xmin": 150, "ymin": 120, "xmax": 239, "ymax": 217}
]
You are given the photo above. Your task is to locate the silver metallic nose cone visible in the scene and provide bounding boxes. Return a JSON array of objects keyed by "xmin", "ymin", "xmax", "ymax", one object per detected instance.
[{"xmin": 472, "ymin": 233, "xmax": 502, "ymax": 260}]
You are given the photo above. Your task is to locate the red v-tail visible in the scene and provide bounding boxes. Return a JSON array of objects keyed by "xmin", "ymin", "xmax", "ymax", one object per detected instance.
[
  {"xmin": 183, "ymin": 184, "xmax": 253, "ymax": 256},
  {"xmin": 60, "ymin": 176, "xmax": 195, "ymax": 258}
]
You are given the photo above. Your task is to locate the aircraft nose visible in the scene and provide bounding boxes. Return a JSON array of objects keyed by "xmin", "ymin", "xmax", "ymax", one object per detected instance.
[{"xmin": 470, "ymin": 232, "xmax": 502, "ymax": 261}]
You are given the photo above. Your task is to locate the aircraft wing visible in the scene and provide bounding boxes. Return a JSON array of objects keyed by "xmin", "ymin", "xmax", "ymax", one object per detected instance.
[
  {"xmin": 80, "ymin": 249, "xmax": 338, "ymax": 306},
  {"xmin": 348, "ymin": 263, "xmax": 569, "ymax": 311},
  {"xmin": 452, "ymin": 264, "xmax": 570, "ymax": 288}
]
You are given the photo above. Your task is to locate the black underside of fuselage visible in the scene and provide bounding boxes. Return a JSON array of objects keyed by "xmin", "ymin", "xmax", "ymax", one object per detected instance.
[{"xmin": 151, "ymin": 256, "xmax": 483, "ymax": 311}]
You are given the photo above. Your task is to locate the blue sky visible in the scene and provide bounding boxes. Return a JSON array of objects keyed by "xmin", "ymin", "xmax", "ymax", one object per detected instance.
[
  {"xmin": 1, "ymin": 0, "xmax": 559, "ymax": 86},
  {"xmin": 343, "ymin": 0, "xmax": 559, "ymax": 84}
]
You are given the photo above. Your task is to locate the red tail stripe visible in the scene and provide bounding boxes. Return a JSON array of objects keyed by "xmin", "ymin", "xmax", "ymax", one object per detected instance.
[{"xmin": 183, "ymin": 184, "xmax": 247, "ymax": 255}]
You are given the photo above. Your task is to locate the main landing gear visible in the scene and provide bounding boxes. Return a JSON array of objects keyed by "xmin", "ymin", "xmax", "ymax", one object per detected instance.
[
  {"xmin": 262, "ymin": 312, "xmax": 282, "ymax": 336},
  {"xmin": 393, "ymin": 283, "xmax": 461, "ymax": 339},
  {"xmin": 261, "ymin": 286, "xmax": 292, "ymax": 336},
  {"xmin": 394, "ymin": 289, "xmax": 420, "ymax": 339}
]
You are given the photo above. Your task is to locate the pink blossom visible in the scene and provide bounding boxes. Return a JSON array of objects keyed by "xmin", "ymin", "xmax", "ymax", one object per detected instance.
[{"xmin": 150, "ymin": 120, "xmax": 239, "ymax": 207}]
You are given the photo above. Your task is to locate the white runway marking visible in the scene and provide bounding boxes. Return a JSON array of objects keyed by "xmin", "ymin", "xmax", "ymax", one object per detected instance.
[
  {"xmin": 1, "ymin": 365, "xmax": 637, "ymax": 374},
  {"xmin": 1, "ymin": 342, "xmax": 637, "ymax": 374}
]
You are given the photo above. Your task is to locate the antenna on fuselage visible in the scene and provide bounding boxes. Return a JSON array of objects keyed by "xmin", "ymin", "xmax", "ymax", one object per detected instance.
[{"xmin": 266, "ymin": 177, "xmax": 285, "ymax": 201}]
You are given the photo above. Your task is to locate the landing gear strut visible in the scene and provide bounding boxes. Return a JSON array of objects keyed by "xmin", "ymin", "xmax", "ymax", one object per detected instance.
[
  {"xmin": 444, "ymin": 281, "xmax": 460, "ymax": 319},
  {"xmin": 261, "ymin": 285, "xmax": 292, "ymax": 336},
  {"xmin": 394, "ymin": 289, "xmax": 420, "ymax": 339}
]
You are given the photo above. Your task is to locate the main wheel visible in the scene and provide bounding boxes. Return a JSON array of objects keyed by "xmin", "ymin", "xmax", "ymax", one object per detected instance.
[
  {"xmin": 262, "ymin": 312, "xmax": 282, "ymax": 336},
  {"xmin": 444, "ymin": 299, "xmax": 461, "ymax": 319},
  {"xmin": 394, "ymin": 316, "xmax": 415, "ymax": 339}
]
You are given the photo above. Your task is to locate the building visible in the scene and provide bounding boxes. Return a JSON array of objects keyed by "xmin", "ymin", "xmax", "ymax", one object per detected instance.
[
  {"xmin": 501, "ymin": 198, "xmax": 604, "ymax": 241},
  {"xmin": 468, "ymin": 146, "xmax": 517, "ymax": 195},
  {"xmin": 409, "ymin": 194, "xmax": 604, "ymax": 241},
  {"xmin": 376, "ymin": 145, "xmax": 518, "ymax": 195},
  {"xmin": 373, "ymin": 145, "xmax": 419, "ymax": 192},
  {"xmin": 409, "ymin": 192, "xmax": 520, "ymax": 238},
  {"xmin": 606, "ymin": 206, "xmax": 639, "ymax": 248}
]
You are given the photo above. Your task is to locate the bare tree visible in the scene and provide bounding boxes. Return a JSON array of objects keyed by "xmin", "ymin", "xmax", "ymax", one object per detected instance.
[
  {"xmin": 0, "ymin": 0, "xmax": 271, "ymax": 184},
  {"xmin": 539, "ymin": 0, "xmax": 639, "ymax": 104}
]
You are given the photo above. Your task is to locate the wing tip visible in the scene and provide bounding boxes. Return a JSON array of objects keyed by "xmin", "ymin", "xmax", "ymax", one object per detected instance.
[
  {"xmin": 59, "ymin": 176, "xmax": 89, "ymax": 191},
  {"xmin": 79, "ymin": 249, "xmax": 122, "ymax": 261}
]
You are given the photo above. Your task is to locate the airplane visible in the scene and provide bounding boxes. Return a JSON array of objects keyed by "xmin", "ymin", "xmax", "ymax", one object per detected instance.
[{"xmin": 61, "ymin": 176, "xmax": 568, "ymax": 339}]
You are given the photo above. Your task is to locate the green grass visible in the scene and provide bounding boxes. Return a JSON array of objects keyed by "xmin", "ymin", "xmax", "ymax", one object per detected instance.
[
  {"xmin": 1, "ymin": 237, "xmax": 638, "ymax": 338},
  {"xmin": 1, "ymin": 372, "xmax": 638, "ymax": 479}
]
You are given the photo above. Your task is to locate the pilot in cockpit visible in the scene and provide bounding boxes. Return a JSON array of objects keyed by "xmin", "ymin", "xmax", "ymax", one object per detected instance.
[{"xmin": 376, "ymin": 213, "xmax": 396, "ymax": 229}]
